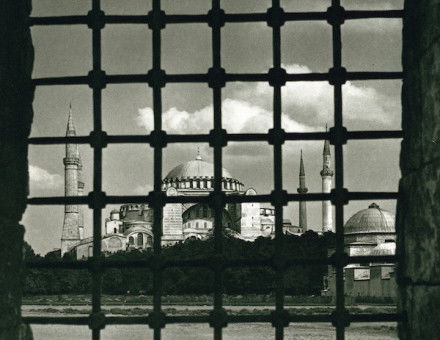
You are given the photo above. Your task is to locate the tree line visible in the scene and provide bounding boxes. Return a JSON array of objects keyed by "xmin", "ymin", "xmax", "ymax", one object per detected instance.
[{"xmin": 24, "ymin": 231, "xmax": 335, "ymax": 296}]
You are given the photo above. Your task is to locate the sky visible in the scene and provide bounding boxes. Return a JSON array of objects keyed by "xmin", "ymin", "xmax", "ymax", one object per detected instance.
[{"xmin": 23, "ymin": 0, "xmax": 404, "ymax": 255}]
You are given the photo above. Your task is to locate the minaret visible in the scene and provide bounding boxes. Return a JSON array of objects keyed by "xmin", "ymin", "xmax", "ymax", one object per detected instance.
[
  {"xmin": 320, "ymin": 125, "xmax": 334, "ymax": 233},
  {"xmin": 297, "ymin": 150, "xmax": 308, "ymax": 231},
  {"xmin": 61, "ymin": 104, "xmax": 81, "ymax": 256},
  {"xmin": 77, "ymin": 152, "xmax": 85, "ymax": 240}
]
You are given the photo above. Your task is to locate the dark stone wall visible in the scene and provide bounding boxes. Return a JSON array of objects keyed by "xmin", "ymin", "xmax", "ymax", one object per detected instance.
[
  {"xmin": 398, "ymin": 0, "xmax": 440, "ymax": 339},
  {"xmin": 0, "ymin": 0, "xmax": 34, "ymax": 339}
]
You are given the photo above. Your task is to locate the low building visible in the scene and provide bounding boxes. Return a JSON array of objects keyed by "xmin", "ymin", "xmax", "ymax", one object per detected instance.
[{"xmin": 323, "ymin": 203, "xmax": 396, "ymax": 299}]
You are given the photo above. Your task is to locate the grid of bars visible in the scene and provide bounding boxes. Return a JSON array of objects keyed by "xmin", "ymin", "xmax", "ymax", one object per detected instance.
[{"xmin": 25, "ymin": 1, "xmax": 403, "ymax": 339}]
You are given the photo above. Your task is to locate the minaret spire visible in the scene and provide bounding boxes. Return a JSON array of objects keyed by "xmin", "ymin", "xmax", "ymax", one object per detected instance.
[
  {"xmin": 321, "ymin": 124, "xmax": 334, "ymax": 233},
  {"xmin": 61, "ymin": 104, "xmax": 81, "ymax": 256},
  {"xmin": 297, "ymin": 149, "xmax": 308, "ymax": 231},
  {"xmin": 67, "ymin": 102, "xmax": 76, "ymax": 136}
]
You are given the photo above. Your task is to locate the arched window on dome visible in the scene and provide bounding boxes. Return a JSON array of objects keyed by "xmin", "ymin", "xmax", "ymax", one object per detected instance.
[
  {"xmin": 128, "ymin": 236, "xmax": 134, "ymax": 245},
  {"xmin": 146, "ymin": 236, "xmax": 153, "ymax": 247},
  {"xmin": 137, "ymin": 233, "xmax": 143, "ymax": 246},
  {"xmin": 196, "ymin": 222, "xmax": 199, "ymax": 229},
  {"xmin": 204, "ymin": 222, "xmax": 207, "ymax": 229}
]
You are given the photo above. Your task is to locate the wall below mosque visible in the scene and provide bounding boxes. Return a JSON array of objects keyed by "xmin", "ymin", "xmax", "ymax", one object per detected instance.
[
  {"xmin": 345, "ymin": 265, "xmax": 396, "ymax": 298},
  {"xmin": 74, "ymin": 235, "xmax": 127, "ymax": 259},
  {"xmin": 324, "ymin": 264, "xmax": 396, "ymax": 299}
]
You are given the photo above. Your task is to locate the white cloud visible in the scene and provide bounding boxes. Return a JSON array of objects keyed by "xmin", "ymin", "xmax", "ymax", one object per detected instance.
[
  {"xmin": 136, "ymin": 98, "xmax": 314, "ymax": 134},
  {"xmin": 244, "ymin": 64, "xmax": 398, "ymax": 126},
  {"xmin": 29, "ymin": 165, "xmax": 63, "ymax": 190}
]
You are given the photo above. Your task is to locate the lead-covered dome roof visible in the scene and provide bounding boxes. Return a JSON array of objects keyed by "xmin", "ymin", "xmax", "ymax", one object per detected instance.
[
  {"xmin": 344, "ymin": 203, "xmax": 395, "ymax": 235},
  {"xmin": 164, "ymin": 154, "xmax": 233, "ymax": 180}
]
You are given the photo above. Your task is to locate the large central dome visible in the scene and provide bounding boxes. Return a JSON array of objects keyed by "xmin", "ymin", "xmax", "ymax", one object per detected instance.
[
  {"xmin": 344, "ymin": 203, "xmax": 395, "ymax": 235},
  {"xmin": 165, "ymin": 154, "xmax": 233, "ymax": 180}
]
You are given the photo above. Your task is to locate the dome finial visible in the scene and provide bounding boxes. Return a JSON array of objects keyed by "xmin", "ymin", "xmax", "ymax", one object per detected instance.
[
  {"xmin": 369, "ymin": 202, "xmax": 380, "ymax": 209},
  {"xmin": 196, "ymin": 146, "xmax": 202, "ymax": 160}
]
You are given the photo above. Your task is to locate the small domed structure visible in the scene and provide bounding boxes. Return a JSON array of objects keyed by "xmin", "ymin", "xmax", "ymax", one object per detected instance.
[{"xmin": 345, "ymin": 203, "xmax": 395, "ymax": 235}]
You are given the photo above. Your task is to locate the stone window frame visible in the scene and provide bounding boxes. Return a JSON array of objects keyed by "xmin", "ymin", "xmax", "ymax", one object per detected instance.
[{"xmin": 24, "ymin": 1, "xmax": 404, "ymax": 339}]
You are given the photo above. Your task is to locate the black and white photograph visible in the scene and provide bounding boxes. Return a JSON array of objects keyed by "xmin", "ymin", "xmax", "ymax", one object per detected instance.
[{"xmin": 1, "ymin": 0, "xmax": 438, "ymax": 339}]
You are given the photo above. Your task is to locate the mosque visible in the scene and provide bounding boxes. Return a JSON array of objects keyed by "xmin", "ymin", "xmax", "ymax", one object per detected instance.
[
  {"xmin": 60, "ymin": 108, "xmax": 396, "ymax": 300},
  {"xmin": 60, "ymin": 108, "xmax": 330, "ymax": 258}
]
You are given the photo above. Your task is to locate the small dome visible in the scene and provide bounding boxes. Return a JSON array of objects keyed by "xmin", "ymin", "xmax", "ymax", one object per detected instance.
[
  {"xmin": 165, "ymin": 155, "xmax": 233, "ymax": 180},
  {"xmin": 344, "ymin": 203, "xmax": 395, "ymax": 235},
  {"xmin": 370, "ymin": 242, "xmax": 396, "ymax": 256}
]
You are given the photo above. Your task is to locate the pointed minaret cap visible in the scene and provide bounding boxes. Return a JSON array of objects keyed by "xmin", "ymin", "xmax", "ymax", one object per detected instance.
[
  {"xmin": 323, "ymin": 124, "xmax": 331, "ymax": 156},
  {"xmin": 66, "ymin": 102, "xmax": 76, "ymax": 136},
  {"xmin": 195, "ymin": 146, "xmax": 202, "ymax": 160},
  {"xmin": 299, "ymin": 149, "xmax": 305, "ymax": 176}
]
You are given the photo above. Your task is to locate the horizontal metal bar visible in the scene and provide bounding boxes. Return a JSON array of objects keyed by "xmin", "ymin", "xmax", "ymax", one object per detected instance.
[
  {"xmin": 29, "ymin": 16, "xmax": 87, "ymax": 26},
  {"xmin": 33, "ymin": 76, "xmax": 88, "ymax": 86},
  {"xmin": 31, "ymin": 71, "xmax": 402, "ymax": 87},
  {"xmin": 344, "ymin": 10, "xmax": 404, "ymax": 20},
  {"xmin": 27, "ymin": 130, "xmax": 402, "ymax": 146},
  {"xmin": 28, "ymin": 10, "xmax": 403, "ymax": 27},
  {"xmin": 346, "ymin": 71, "xmax": 402, "ymax": 81},
  {"xmin": 25, "ymin": 255, "xmax": 397, "ymax": 270},
  {"xmin": 347, "ymin": 130, "xmax": 403, "ymax": 140},
  {"xmin": 26, "ymin": 190, "xmax": 399, "ymax": 206},
  {"xmin": 23, "ymin": 316, "xmax": 90, "ymax": 325}
]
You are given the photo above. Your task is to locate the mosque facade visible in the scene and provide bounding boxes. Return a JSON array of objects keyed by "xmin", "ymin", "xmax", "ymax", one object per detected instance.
[{"xmin": 60, "ymin": 108, "xmax": 335, "ymax": 259}]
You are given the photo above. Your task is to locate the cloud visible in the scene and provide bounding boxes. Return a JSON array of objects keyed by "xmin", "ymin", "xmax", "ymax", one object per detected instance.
[
  {"xmin": 136, "ymin": 98, "xmax": 321, "ymax": 161},
  {"xmin": 29, "ymin": 165, "xmax": 63, "ymax": 190},
  {"xmin": 136, "ymin": 98, "xmax": 314, "ymax": 134},
  {"xmin": 240, "ymin": 64, "xmax": 399, "ymax": 126}
]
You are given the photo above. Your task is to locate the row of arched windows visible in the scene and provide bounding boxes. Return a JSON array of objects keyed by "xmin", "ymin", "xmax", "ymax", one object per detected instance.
[
  {"xmin": 128, "ymin": 233, "xmax": 152, "ymax": 247},
  {"xmin": 184, "ymin": 221, "xmax": 209, "ymax": 229},
  {"xmin": 162, "ymin": 179, "xmax": 243, "ymax": 191}
]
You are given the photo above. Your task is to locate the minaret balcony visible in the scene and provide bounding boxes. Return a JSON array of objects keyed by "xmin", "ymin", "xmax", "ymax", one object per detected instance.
[{"xmin": 63, "ymin": 157, "xmax": 80, "ymax": 166}]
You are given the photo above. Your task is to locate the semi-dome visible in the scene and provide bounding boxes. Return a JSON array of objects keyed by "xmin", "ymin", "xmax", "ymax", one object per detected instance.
[
  {"xmin": 123, "ymin": 225, "xmax": 152, "ymax": 236},
  {"xmin": 165, "ymin": 154, "xmax": 233, "ymax": 180},
  {"xmin": 344, "ymin": 203, "xmax": 395, "ymax": 235}
]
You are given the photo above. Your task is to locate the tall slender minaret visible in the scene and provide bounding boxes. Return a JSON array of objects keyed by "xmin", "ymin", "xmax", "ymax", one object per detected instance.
[
  {"xmin": 297, "ymin": 150, "xmax": 308, "ymax": 231},
  {"xmin": 61, "ymin": 104, "xmax": 81, "ymax": 256},
  {"xmin": 320, "ymin": 125, "xmax": 334, "ymax": 232},
  {"xmin": 77, "ymin": 153, "xmax": 85, "ymax": 240}
]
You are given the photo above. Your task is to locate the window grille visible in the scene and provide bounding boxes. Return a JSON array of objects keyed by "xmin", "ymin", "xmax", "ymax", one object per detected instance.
[{"xmin": 25, "ymin": 1, "xmax": 404, "ymax": 339}]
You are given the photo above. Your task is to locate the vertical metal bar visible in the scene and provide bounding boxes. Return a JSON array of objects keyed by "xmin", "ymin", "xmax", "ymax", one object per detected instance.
[
  {"xmin": 91, "ymin": 0, "xmax": 103, "ymax": 339},
  {"xmin": 330, "ymin": 1, "xmax": 345, "ymax": 339},
  {"xmin": 150, "ymin": 0, "xmax": 165, "ymax": 339},
  {"xmin": 271, "ymin": 1, "xmax": 284, "ymax": 340},
  {"xmin": 151, "ymin": 1, "xmax": 164, "ymax": 340},
  {"xmin": 211, "ymin": 1, "xmax": 224, "ymax": 340}
]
